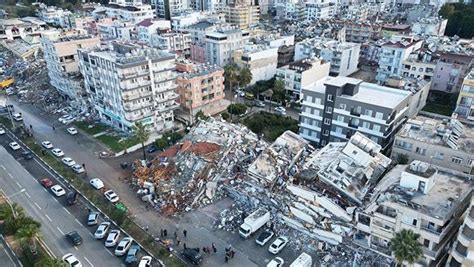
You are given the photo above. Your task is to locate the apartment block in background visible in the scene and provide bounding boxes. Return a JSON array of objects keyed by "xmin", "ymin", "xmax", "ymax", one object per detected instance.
[
  {"xmin": 220, "ymin": 4, "xmax": 260, "ymax": 29},
  {"xmin": 447, "ymin": 196, "xmax": 474, "ymax": 267},
  {"xmin": 105, "ymin": 0, "xmax": 154, "ymax": 23},
  {"xmin": 430, "ymin": 52, "xmax": 474, "ymax": 94},
  {"xmin": 233, "ymin": 44, "xmax": 278, "ymax": 86},
  {"xmin": 392, "ymin": 115, "xmax": 473, "ymax": 175},
  {"xmin": 455, "ymin": 69, "xmax": 474, "ymax": 121},
  {"xmin": 78, "ymin": 43, "xmax": 178, "ymax": 133},
  {"xmin": 41, "ymin": 30, "xmax": 100, "ymax": 108},
  {"xmin": 401, "ymin": 50, "xmax": 437, "ymax": 81},
  {"xmin": 205, "ymin": 26, "xmax": 250, "ymax": 67}
]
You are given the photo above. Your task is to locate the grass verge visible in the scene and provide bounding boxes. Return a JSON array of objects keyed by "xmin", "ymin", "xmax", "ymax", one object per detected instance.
[
  {"xmin": 242, "ymin": 111, "xmax": 299, "ymax": 141},
  {"xmin": 74, "ymin": 121, "xmax": 110, "ymax": 136}
]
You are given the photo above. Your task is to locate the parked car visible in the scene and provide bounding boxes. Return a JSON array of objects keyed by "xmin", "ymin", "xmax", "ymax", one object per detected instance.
[
  {"xmin": 267, "ymin": 257, "xmax": 284, "ymax": 267},
  {"xmin": 66, "ymin": 191, "xmax": 78, "ymax": 205},
  {"xmin": 62, "ymin": 157, "xmax": 76, "ymax": 167},
  {"xmin": 9, "ymin": 141, "xmax": 20, "ymax": 150},
  {"xmin": 62, "ymin": 116, "xmax": 76, "ymax": 125},
  {"xmin": 181, "ymin": 248, "xmax": 203, "ymax": 265},
  {"xmin": 0, "ymin": 127, "xmax": 5, "ymax": 135},
  {"xmin": 268, "ymin": 236, "xmax": 288, "ymax": 254},
  {"xmin": 87, "ymin": 210, "xmax": 99, "ymax": 226},
  {"xmin": 105, "ymin": 230, "xmax": 121, "ymax": 247},
  {"xmin": 41, "ymin": 141, "xmax": 53, "ymax": 149},
  {"xmin": 146, "ymin": 145, "xmax": 158, "ymax": 153},
  {"xmin": 125, "ymin": 244, "xmax": 140, "ymax": 264},
  {"xmin": 104, "ymin": 190, "xmax": 119, "ymax": 203},
  {"xmin": 89, "ymin": 178, "xmax": 104, "ymax": 190},
  {"xmin": 256, "ymin": 230, "xmax": 274, "ymax": 246},
  {"xmin": 94, "ymin": 222, "xmax": 111, "ymax": 239},
  {"xmin": 255, "ymin": 101, "xmax": 266, "ymax": 107},
  {"xmin": 65, "ymin": 231, "xmax": 82, "ymax": 246},
  {"xmin": 138, "ymin": 256, "xmax": 152, "ymax": 267},
  {"xmin": 50, "ymin": 185, "xmax": 66, "ymax": 197},
  {"xmin": 51, "ymin": 148, "xmax": 64, "ymax": 157},
  {"xmin": 58, "ymin": 114, "xmax": 70, "ymax": 123},
  {"xmin": 12, "ymin": 113, "xmax": 22, "ymax": 121},
  {"xmin": 71, "ymin": 164, "xmax": 85, "ymax": 174},
  {"xmin": 40, "ymin": 178, "xmax": 54, "ymax": 188},
  {"xmin": 114, "ymin": 237, "xmax": 133, "ymax": 256},
  {"xmin": 22, "ymin": 151, "xmax": 33, "ymax": 160},
  {"xmin": 62, "ymin": 253, "xmax": 82, "ymax": 267},
  {"xmin": 67, "ymin": 127, "xmax": 78, "ymax": 135}
]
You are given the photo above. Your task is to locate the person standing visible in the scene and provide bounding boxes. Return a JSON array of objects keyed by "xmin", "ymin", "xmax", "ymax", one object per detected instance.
[
  {"xmin": 183, "ymin": 229, "xmax": 187, "ymax": 238},
  {"xmin": 212, "ymin": 242, "xmax": 217, "ymax": 253}
]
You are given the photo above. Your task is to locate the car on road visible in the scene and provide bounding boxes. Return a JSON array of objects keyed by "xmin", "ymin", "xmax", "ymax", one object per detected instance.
[
  {"xmin": 115, "ymin": 237, "xmax": 133, "ymax": 256},
  {"xmin": 71, "ymin": 164, "xmax": 85, "ymax": 174},
  {"xmin": 104, "ymin": 190, "xmax": 119, "ymax": 203},
  {"xmin": 256, "ymin": 230, "xmax": 274, "ymax": 246},
  {"xmin": 94, "ymin": 222, "xmax": 111, "ymax": 239},
  {"xmin": 181, "ymin": 248, "xmax": 203, "ymax": 265},
  {"xmin": 40, "ymin": 178, "xmax": 54, "ymax": 188},
  {"xmin": 67, "ymin": 127, "xmax": 78, "ymax": 135},
  {"xmin": 62, "ymin": 116, "xmax": 76, "ymax": 125},
  {"xmin": 125, "ymin": 244, "xmax": 140, "ymax": 264},
  {"xmin": 62, "ymin": 253, "xmax": 82, "ymax": 267},
  {"xmin": 0, "ymin": 127, "xmax": 5, "ymax": 135},
  {"xmin": 89, "ymin": 178, "xmax": 104, "ymax": 190},
  {"xmin": 87, "ymin": 210, "xmax": 99, "ymax": 226},
  {"xmin": 254, "ymin": 101, "xmax": 266, "ymax": 107},
  {"xmin": 268, "ymin": 236, "xmax": 288, "ymax": 254},
  {"xmin": 12, "ymin": 113, "xmax": 23, "ymax": 121},
  {"xmin": 51, "ymin": 148, "xmax": 64, "ymax": 157},
  {"xmin": 267, "ymin": 257, "xmax": 284, "ymax": 267},
  {"xmin": 41, "ymin": 141, "xmax": 53, "ymax": 149},
  {"xmin": 105, "ymin": 230, "xmax": 121, "ymax": 247},
  {"xmin": 58, "ymin": 114, "xmax": 72, "ymax": 123},
  {"xmin": 9, "ymin": 141, "xmax": 20, "ymax": 150},
  {"xmin": 138, "ymin": 256, "xmax": 152, "ymax": 267},
  {"xmin": 50, "ymin": 184, "xmax": 66, "ymax": 197},
  {"xmin": 62, "ymin": 157, "xmax": 76, "ymax": 167},
  {"xmin": 22, "ymin": 151, "xmax": 33, "ymax": 160},
  {"xmin": 146, "ymin": 145, "xmax": 158, "ymax": 153},
  {"xmin": 66, "ymin": 231, "xmax": 82, "ymax": 246},
  {"xmin": 66, "ymin": 191, "xmax": 78, "ymax": 205}
]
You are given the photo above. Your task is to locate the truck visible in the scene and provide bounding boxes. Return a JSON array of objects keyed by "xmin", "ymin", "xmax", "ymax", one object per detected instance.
[
  {"xmin": 0, "ymin": 78, "xmax": 14, "ymax": 89},
  {"xmin": 239, "ymin": 208, "xmax": 270, "ymax": 238},
  {"xmin": 289, "ymin": 252, "xmax": 312, "ymax": 267}
]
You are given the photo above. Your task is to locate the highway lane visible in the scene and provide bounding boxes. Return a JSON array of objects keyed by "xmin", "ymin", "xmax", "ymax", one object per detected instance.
[{"xmin": 0, "ymin": 146, "xmax": 125, "ymax": 267}]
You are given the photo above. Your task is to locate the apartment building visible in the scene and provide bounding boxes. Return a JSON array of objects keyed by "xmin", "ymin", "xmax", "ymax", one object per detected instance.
[
  {"xmin": 376, "ymin": 36, "xmax": 423, "ymax": 84},
  {"xmin": 294, "ymin": 37, "xmax": 360, "ymax": 77},
  {"xmin": 204, "ymin": 26, "xmax": 250, "ymax": 67},
  {"xmin": 392, "ymin": 115, "xmax": 473, "ymax": 174},
  {"xmin": 220, "ymin": 4, "xmax": 259, "ymax": 29},
  {"xmin": 36, "ymin": 4, "xmax": 73, "ymax": 28},
  {"xmin": 354, "ymin": 161, "xmax": 472, "ymax": 266},
  {"xmin": 98, "ymin": 20, "xmax": 135, "ymax": 40},
  {"xmin": 0, "ymin": 18, "xmax": 47, "ymax": 41},
  {"xmin": 447, "ymin": 196, "xmax": 474, "ymax": 267},
  {"xmin": 430, "ymin": 52, "xmax": 474, "ymax": 94},
  {"xmin": 105, "ymin": 0, "xmax": 154, "ymax": 23},
  {"xmin": 176, "ymin": 60, "xmax": 227, "ymax": 122},
  {"xmin": 41, "ymin": 30, "xmax": 100, "ymax": 108},
  {"xmin": 150, "ymin": 31, "xmax": 191, "ymax": 55},
  {"xmin": 276, "ymin": 58, "xmax": 330, "ymax": 99},
  {"xmin": 382, "ymin": 77, "xmax": 430, "ymax": 118},
  {"xmin": 233, "ymin": 44, "xmax": 278, "ymax": 85},
  {"xmin": 401, "ymin": 50, "xmax": 437, "ymax": 81},
  {"xmin": 455, "ymin": 69, "xmax": 474, "ymax": 121},
  {"xmin": 411, "ymin": 17, "xmax": 447, "ymax": 36},
  {"xmin": 299, "ymin": 76, "xmax": 411, "ymax": 150},
  {"xmin": 137, "ymin": 18, "xmax": 171, "ymax": 43},
  {"xmin": 154, "ymin": 0, "xmax": 186, "ymax": 20},
  {"xmin": 305, "ymin": 2, "xmax": 334, "ymax": 20},
  {"xmin": 78, "ymin": 43, "xmax": 178, "ymax": 133}
]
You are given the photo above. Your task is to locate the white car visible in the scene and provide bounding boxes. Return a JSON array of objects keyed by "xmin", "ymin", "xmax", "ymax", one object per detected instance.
[
  {"xmin": 67, "ymin": 127, "xmax": 78, "ymax": 135},
  {"xmin": 94, "ymin": 222, "xmax": 111, "ymax": 239},
  {"xmin": 0, "ymin": 128, "xmax": 5, "ymax": 135},
  {"xmin": 138, "ymin": 256, "xmax": 152, "ymax": 267},
  {"xmin": 267, "ymin": 257, "xmax": 284, "ymax": 267},
  {"xmin": 105, "ymin": 229, "xmax": 121, "ymax": 247},
  {"xmin": 51, "ymin": 148, "xmax": 64, "ymax": 157},
  {"xmin": 58, "ymin": 114, "xmax": 71, "ymax": 123},
  {"xmin": 274, "ymin": 107, "xmax": 286, "ymax": 113},
  {"xmin": 9, "ymin": 142, "xmax": 20, "ymax": 150},
  {"xmin": 12, "ymin": 113, "xmax": 23, "ymax": 121},
  {"xmin": 89, "ymin": 178, "xmax": 104, "ymax": 190},
  {"xmin": 62, "ymin": 157, "xmax": 76, "ymax": 167},
  {"xmin": 62, "ymin": 253, "xmax": 82, "ymax": 267},
  {"xmin": 41, "ymin": 141, "xmax": 53, "ymax": 149},
  {"xmin": 71, "ymin": 164, "xmax": 85, "ymax": 174},
  {"xmin": 115, "ymin": 237, "xmax": 133, "ymax": 256},
  {"xmin": 268, "ymin": 236, "xmax": 288, "ymax": 254},
  {"xmin": 104, "ymin": 190, "xmax": 119, "ymax": 203},
  {"xmin": 63, "ymin": 116, "xmax": 75, "ymax": 125},
  {"xmin": 50, "ymin": 185, "xmax": 66, "ymax": 197}
]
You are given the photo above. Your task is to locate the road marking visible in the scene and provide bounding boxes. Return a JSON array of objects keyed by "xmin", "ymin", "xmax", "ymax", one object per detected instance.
[
  {"xmin": 0, "ymin": 243, "xmax": 16, "ymax": 266},
  {"xmin": 34, "ymin": 202, "xmax": 42, "ymax": 210},
  {"xmin": 84, "ymin": 257, "xmax": 93, "ymax": 267},
  {"xmin": 0, "ymin": 165, "xmax": 5, "ymax": 170},
  {"xmin": 25, "ymin": 192, "xmax": 31, "ymax": 198},
  {"xmin": 7, "ymin": 172, "xmax": 13, "ymax": 179},
  {"xmin": 75, "ymin": 219, "xmax": 84, "ymax": 227},
  {"xmin": 30, "ymin": 175, "xmax": 36, "ymax": 182},
  {"xmin": 45, "ymin": 214, "xmax": 52, "ymax": 222},
  {"xmin": 15, "ymin": 181, "xmax": 21, "ymax": 188},
  {"xmin": 63, "ymin": 207, "xmax": 71, "ymax": 215},
  {"xmin": 104, "ymin": 248, "xmax": 113, "ymax": 256},
  {"xmin": 74, "ymin": 246, "xmax": 79, "ymax": 251},
  {"xmin": 56, "ymin": 227, "xmax": 64, "ymax": 235}
]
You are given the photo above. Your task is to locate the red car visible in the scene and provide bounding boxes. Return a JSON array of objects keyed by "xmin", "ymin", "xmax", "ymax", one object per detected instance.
[{"xmin": 40, "ymin": 178, "xmax": 54, "ymax": 188}]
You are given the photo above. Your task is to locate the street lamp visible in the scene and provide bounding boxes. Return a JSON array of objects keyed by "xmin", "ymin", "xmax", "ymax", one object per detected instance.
[
  {"xmin": 1, "ymin": 188, "xmax": 26, "ymax": 218},
  {"xmin": 7, "ymin": 188, "xmax": 26, "ymax": 198}
]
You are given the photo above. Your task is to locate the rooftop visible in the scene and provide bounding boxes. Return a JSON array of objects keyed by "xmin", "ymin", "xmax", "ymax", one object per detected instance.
[
  {"xmin": 177, "ymin": 62, "xmax": 223, "ymax": 79},
  {"xmin": 397, "ymin": 115, "xmax": 474, "ymax": 154},
  {"xmin": 297, "ymin": 37, "xmax": 359, "ymax": 51}
]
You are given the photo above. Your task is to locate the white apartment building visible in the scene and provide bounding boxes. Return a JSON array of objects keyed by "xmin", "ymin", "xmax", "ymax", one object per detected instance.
[
  {"xmin": 376, "ymin": 36, "xmax": 424, "ymax": 84},
  {"xmin": 401, "ymin": 50, "xmax": 436, "ymax": 81},
  {"xmin": 36, "ymin": 4, "xmax": 73, "ymax": 28},
  {"xmin": 205, "ymin": 26, "xmax": 250, "ymax": 67},
  {"xmin": 105, "ymin": 0, "xmax": 154, "ymax": 23},
  {"xmin": 305, "ymin": 2, "xmax": 334, "ymax": 21},
  {"xmin": 154, "ymin": 0, "xmax": 186, "ymax": 19},
  {"xmin": 0, "ymin": 18, "xmax": 47, "ymax": 41},
  {"xmin": 295, "ymin": 37, "xmax": 360, "ymax": 77},
  {"xmin": 41, "ymin": 30, "xmax": 100, "ymax": 108},
  {"xmin": 354, "ymin": 161, "xmax": 472, "ymax": 266},
  {"xmin": 233, "ymin": 44, "xmax": 278, "ymax": 85},
  {"xmin": 78, "ymin": 43, "xmax": 179, "ymax": 133},
  {"xmin": 137, "ymin": 18, "xmax": 171, "ymax": 43},
  {"xmin": 220, "ymin": 4, "xmax": 260, "ymax": 29},
  {"xmin": 411, "ymin": 17, "xmax": 448, "ymax": 36},
  {"xmin": 276, "ymin": 58, "xmax": 330, "ymax": 99},
  {"xmin": 98, "ymin": 20, "xmax": 135, "ymax": 40},
  {"xmin": 150, "ymin": 31, "xmax": 191, "ymax": 54},
  {"xmin": 447, "ymin": 196, "xmax": 474, "ymax": 267},
  {"xmin": 455, "ymin": 69, "xmax": 474, "ymax": 121}
]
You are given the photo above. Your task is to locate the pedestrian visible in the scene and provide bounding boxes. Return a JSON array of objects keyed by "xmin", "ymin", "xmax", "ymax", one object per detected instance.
[
  {"xmin": 163, "ymin": 229, "xmax": 167, "ymax": 237},
  {"xmin": 212, "ymin": 242, "xmax": 217, "ymax": 253},
  {"xmin": 41, "ymin": 149, "xmax": 45, "ymax": 156},
  {"xmin": 225, "ymin": 256, "xmax": 228, "ymax": 263},
  {"xmin": 174, "ymin": 231, "xmax": 178, "ymax": 239},
  {"xmin": 206, "ymin": 246, "xmax": 211, "ymax": 254},
  {"xmin": 52, "ymin": 126, "xmax": 55, "ymax": 131},
  {"xmin": 176, "ymin": 237, "xmax": 180, "ymax": 246},
  {"xmin": 203, "ymin": 246, "xmax": 207, "ymax": 253},
  {"xmin": 183, "ymin": 229, "xmax": 187, "ymax": 238},
  {"xmin": 145, "ymin": 226, "xmax": 149, "ymax": 231},
  {"xmin": 183, "ymin": 243, "xmax": 187, "ymax": 249},
  {"xmin": 82, "ymin": 163, "xmax": 85, "ymax": 169},
  {"xmin": 160, "ymin": 229, "xmax": 164, "ymax": 237},
  {"xmin": 231, "ymin": 250, "xmax": 235, "ymax": 258}
]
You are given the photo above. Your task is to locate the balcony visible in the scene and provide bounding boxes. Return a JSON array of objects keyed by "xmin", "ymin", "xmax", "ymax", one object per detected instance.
[
  {"xmin": 120, "ymin": 80, "xmax": 151, "ymax": 91},
  {"xmin": 157, "ymin": 101, "xmax": 180, "ymax": 113},
  {"xmin": 348, "ymin": 120, "xmax": 359, "ymax": 129},
  {"xmin": 155, "ymin": 93, "xmax": 179, "ymax": 104},
  {"xmin": 122, "ymin": 90, "xmax": 152, "ymax": 101},
  {"xmin": 370, "ymin": 243, "xmax": 391, "ymax": 256},
  {"xmin": 119, "ymin": 69, "xmax": 149, "ymax": 79},
  {"xmin": 123, "ymin": 101, "xmax": 153, "ymax": 112},
  {"xmin": 350, "ymin": 108, "xmax": 361, "ymax": 117}
]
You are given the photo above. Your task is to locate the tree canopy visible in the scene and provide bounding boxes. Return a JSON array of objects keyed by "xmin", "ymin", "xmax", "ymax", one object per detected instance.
[
  {"xmin": 390, "ymin": 229, "xmax": 423, "ymax": 265},
  {"xmin": 439, "ymin": 3, "xmax": 474, "ymax": 38}
]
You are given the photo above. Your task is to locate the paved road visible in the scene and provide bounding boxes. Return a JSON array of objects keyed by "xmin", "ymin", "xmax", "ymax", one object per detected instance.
[
  {"xmin": 0, "ymin": 146, "xmax": 125, "ymax": 267},
  {"xmin": 0, "ymin": 237, "xmax": 19, "ymax": 267}
]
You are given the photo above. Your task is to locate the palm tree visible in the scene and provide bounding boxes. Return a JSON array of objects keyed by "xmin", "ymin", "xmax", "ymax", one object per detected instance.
[
  {"xmin": 239, "ymin": 67, "xmax": 253, "ymax": 90},
  {"xmin": 224, "ymin": 64, "xmax": 239, "ymax": 92},
  {"xmin": 132, "ymin": 121, "xmax": 150, "ymax": 161},
  {"xmin": 15, "ymin": 223, "xmax": 41, "ymax": 254},
  {"xmin": 0, "ymin": 203, "xmax": 25, "ymax": 220},
  {"xmin": 390, "ymin": 229, "xmax": 423, "ymax": 266},
  {"xmin": 35, "ymin": 257, "xmax": 67, "ymax": 267}
]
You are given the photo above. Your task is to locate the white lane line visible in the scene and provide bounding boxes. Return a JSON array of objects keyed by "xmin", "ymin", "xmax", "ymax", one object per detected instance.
[
  {"xmin": 104, "ymin": 248, "xmax": 114, "ymax": 256},
  {"xmin": 56, "ymin": 227, "xmax": 64, "ymax": 235},
  {"xmin": 30, "ymin": 175, "xmax": 36, "ymax": 182},
  {"xmin": 25, "ymin": 192, "xmax": 31, "ymax": 198},
  {"xmin": 74, "ymin": 246, "xmax": 79, "ymax": 251},
  {"xmin": 75, "ymin": 219, "xmax": 84, "ymax": 227},
  {"xmin": 84, "ymin": 257, "xmax": 94, "ymax": 267},
  {"xmin": 7, "ymin": 172, "xmax": 13, "ymax": 179},
  {"xmin": 15, "ymin": 181, "xmax": 22, "ymax": 188},
  {"xmin": 34, "ymin": 202, "xmax": 42, "ymax": 210},
  {"xmin": 0, "ymin": 243, "xmax": 16, "ymax": 265},
  {"xmin": 45, "ymin": 214, "xmax": 52, "ymax": 222},
  {"xmin": 63, "ymin": 207, "xmax": 71, "ymax": 215},
  {"xmin": 0, "ymin": 165, "xmax": 5, "ymax": 170}
]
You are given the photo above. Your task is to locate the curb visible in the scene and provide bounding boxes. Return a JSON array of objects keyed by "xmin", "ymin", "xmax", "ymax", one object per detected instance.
[{"xmin": 1, "ymin": 233, "xmax": 23, "ymax": 267}]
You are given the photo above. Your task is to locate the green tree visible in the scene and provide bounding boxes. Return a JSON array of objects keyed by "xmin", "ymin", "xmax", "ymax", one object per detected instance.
[
  {"xmin": 195, "ymin": 110, "xmax": 208, "ymax": 121},
  {"xmin": 396, "ymin": 154, "xmax": 410, "ymax": 165},
  {"xmin": 15, "ymin": 223, "xmax": 41, "ymax": 254},
  {"xmin": 227, "ymin": 103, "xmax": 248, "ymax": 116},
  {"xmin": 35, "ymin": 257, "xmax": 67, "ymax": 267},
  {"xmin": 0, "ymin": 203, "xmax": 24, "ymax": 220},
  {"xmin": 132, "ymin": 121, "xmax": 149, "ymax": 161},
  {"xmin": 272, "ymin": 79, "xmax": 287, "ymax": 104},
  {"xmin": 390, "ymin": 229, "xmax": 423, "ymax": 266},
  {"xmin": 239, "ymin": 67, "xmax": 253, "ymax": 89},
  {"xmin": 224, "ymin": 64, "xmax": 239, "ymax": 91}
]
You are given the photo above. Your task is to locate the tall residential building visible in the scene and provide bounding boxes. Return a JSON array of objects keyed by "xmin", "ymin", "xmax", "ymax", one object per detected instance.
[
  {"xmin": 411, "ymin": 17, "xmax": 448, "ymax": 36},
  {"xmin": 78, "ymin": 43, "xmax": 178, "ymax": 133},
  {"xmin": 299, "ymin": 76, "xmax": 411, "ymax": 150},
  {"xmin": 276, "ymin": 58, "xmax": 330, "ymax": 99},
  {"xmin": 354, "ymin": 161, "xmax": 472, "ymax": 266},
  {"xmin": 455, "ymin": 69, "xmax": 474, "ymax": 121},
  {"xmin": 447, "ymin": 196, "xmax": 474, "ymax": 266},
  {"xmin": 430, "ymin": 52, "xmax": 474, "ymax": 94},
  {"xmin": 153, "ymin": 0, "xmax": 186, "ymax": 19},
  {"xmin": 105, "ymin": 0, "xmax": 154, "ymax": 23},
  {"xmin": 150, "ymin": 31, "xmax": 191, "ymax": 55},
  {"xmin": 233, "ymin": 44, "xmax": 278, "ymax": 85},
  {"xmin": 204, "ymin": 26, "xmax": 250, "ymax": 67},
  {"xmin": 305, "ymin": 2, "xmax": 334, "ymax": 20},
  {"xmin": 392, "ymin": 115, "xmax": 473, "ymax": 175},
  {"xmin": 41, "ymin": 30, "xmax": 100, "ymax": 108},
  {"xmin": 294, "ymin": 37, "xmax": 360, "ymax": 77},
  {"xmin": 220, "ymin": 4, "xmax": 259, "ymax": 29},
  {"xmin": 0, "ymin": 18, "xmax": 47, "ymax": 41},
  {"xmin": 401, "ymin": 50, "xmax": 437, "ymax": 81}
]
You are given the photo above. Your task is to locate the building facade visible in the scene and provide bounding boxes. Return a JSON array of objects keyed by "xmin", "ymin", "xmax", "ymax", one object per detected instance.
[
  {"xmin": 204, "ymin": 26, "xmax": 250, "ymax": 67},
  {"xmin": 455, "ymin": 69, "xmax": 474, "ymax": 121},
  {"xmin": 447, "ymin": 196, "xmax": 474, "ymax": 267},
  {"xmin": 430, "ymin": 52, "xmax": 474, "ymax": 94},
  {"xmin": 220, "ymin": 5, "xmax": 259, "ymax": 29},
  {"xmin": 233, "ymin": 44, "xmax": 278, "ymax": 85}
]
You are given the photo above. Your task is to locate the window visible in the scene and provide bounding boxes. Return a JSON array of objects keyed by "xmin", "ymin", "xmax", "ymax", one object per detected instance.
[
  {"xmin": 364, "ymin": 110, "xmax": 373, "ymax": 117},
  {"xmin": 415, "ymin": 147, "xmax": 426, "ymax": 155},
  {"xmin": 373, "ymin": 125, "xmax": 381, "ymax": 132},
  {"xmin": 335, "ymin": 127, "xmax": 342, "ymax": 134},
  {"xmin": 395, "ymin": 140, "xmax": 413, "ymax": 151},
  {"xmin": 433, "ymin": 152, "xmax": 444, "ymax": 160},
  {"xmin": 307, "ymin": 95, "xmax": 313, "ymax": 103},
  {"xmin": 339, "ymin": 103, "xmax": 346, "ymax": 110},
  {"xmin": 423, "ymin": 239, "xmax": 430, "ymax": 248},
  {"xmin": 324, "ymin": 118, "xmax": 331, "ymax": 125},
  {"xmin": 313, "ymin": 109, "xmax": 321, "ymax": 116},
  {"xmin": 326, "ymin": 107, "xmax": 333, "ymax": 114},
  {"xmin": 337, "ymin": 115, "xmax": 344, "ymax": 122},
  {"xmin": 375, "ymin": 112, "xmax": 383, "ymax": 120},
  {"xmin": 362, "ymin": 121, "xmax": 370, "ymax": 129},
  {"xmin": 314, "ymin": 98, "xmax": 321, "ymax": 105},
  {"xmin": 321, "ymin": 140, "xmax": 327, "ymax": 146},
  {"xmin": 452, "ymin": 157, "xmax": 463, "ymax": 165},
  {"xmin": 468, "ymin": 159, "xmax": 473, "ymax": 167},
  {"xmin": 370, "ymin": 136, "xmax": 378, "ymax": 143},
  {"xmin": 304, "ymin": 107, "xmax": 311, "ymax": 113},
  {"xmin": 327, "ymin": 94, "xmax": 334, "ymax": 102},
  {"xmin": 323, "ymin": 129, "xmax": 329, "ymax": 136}
]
